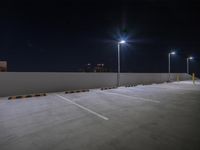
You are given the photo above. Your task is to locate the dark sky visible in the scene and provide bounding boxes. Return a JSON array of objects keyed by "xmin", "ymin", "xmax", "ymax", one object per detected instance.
[{"xmin": 0, "ymin": 0, "xmax": 200, "ymax": 76}]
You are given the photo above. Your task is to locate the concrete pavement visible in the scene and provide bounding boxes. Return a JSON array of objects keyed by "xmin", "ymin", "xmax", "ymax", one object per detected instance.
[{"xmin": 0, "ymin": 80, "xmax": 200, "ymax": 150}]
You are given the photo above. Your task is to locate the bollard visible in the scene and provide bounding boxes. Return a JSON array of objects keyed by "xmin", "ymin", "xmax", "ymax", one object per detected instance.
[
  {"xmin": 192, "ymin": 73, "xmax": 195, "ymax": 85},
  {"xmin": 176, "ymin": 75, "xmax": 180, "ymax": 82}
]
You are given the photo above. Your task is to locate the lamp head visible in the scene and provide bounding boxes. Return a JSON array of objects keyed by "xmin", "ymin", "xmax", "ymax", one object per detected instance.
[
  {"xmin": 189, "ymin": 56, "xmax": 193, "ymax": 60},
  {"xmin": 119, "ymin": 40, "xmax": 126, "ymax": 44},
  {"xmin": 170, "ymin": 51, "xmax": 176, "ymax": 55}
]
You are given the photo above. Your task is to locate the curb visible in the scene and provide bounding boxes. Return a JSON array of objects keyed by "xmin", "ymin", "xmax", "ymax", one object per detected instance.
[
  {"xmin": 8, "ymin": 93, "xmax": 46, "ymax": 100},
  {"xmin": 65, "ymin": 89, "xmax": 89, "ymax": 94},
  {"xmin": 101, "ymin": 86, "xmax": 117, "ymax": 90},
  {"xmin": 125, "ymin": 85, "xmax": 135, "ymax": 87}
]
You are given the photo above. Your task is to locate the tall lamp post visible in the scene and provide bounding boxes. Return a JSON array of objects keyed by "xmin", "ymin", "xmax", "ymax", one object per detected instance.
[
  {"xmin": 117, "ymin": 40, "xmax": 126, "ymax": 87},
  {"xmin": 168, "ymin": 51, "xmax": 176, "ymax": 81},
  {"xmin": 187, "ymin": 56, "xmax": 193, "ymax": 74}
]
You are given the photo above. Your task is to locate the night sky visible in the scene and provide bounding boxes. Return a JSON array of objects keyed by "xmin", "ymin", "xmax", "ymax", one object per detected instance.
[{"xmin": 0, "ymin": 0, "xmax": 200, "ymax": 76}]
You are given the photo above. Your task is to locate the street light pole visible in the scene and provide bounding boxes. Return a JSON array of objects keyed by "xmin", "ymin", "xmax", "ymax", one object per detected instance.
[
  {"xmin": 187, "ymin": 56, "xmax": 193, "ymax": 74},
  {"xmin": 117, "ymin": 43, "xmax": 120, "ymax": 87},
  {"xmin": 168, "ymin": 51, "xmax": 175, "ymax": 81},
  {"xmin": 187, "ymin": 58, "xmax": 189, "ymax": 74},
  {"xmin": 168, "ymin": 53, "xmax": 171, "ymax": 75},
  {"xmin": 117, "ymin": 40, "xmax": 125, "ymax": 87}
]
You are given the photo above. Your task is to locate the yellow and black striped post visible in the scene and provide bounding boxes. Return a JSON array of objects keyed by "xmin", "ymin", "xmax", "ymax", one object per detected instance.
[{"xmin": 192, "ymin": 73, "xmax": 195, "ymax": 85}]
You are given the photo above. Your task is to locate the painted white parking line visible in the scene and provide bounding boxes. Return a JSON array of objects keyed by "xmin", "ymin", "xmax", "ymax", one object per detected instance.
[
  {"xmin": 100, "ymin": 91, "xmax": 160, "ymax": 103},
  {"xmin": 55, "ymin": 94, "xmax": 109, "ymax": 121}
]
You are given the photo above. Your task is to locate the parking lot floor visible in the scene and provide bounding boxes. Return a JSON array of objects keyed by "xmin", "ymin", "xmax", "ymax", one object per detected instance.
[{"xmin": 0, "ymin": 80, "xmax": 200, "ymax": 150}]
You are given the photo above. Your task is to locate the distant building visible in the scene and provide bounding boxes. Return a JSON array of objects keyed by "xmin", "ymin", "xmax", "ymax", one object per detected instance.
[
  {"xmin": 84, "ymin": 63, "xmax": 93, "ymax": 72},
  {"xmin": 79, "ymin": 63, "xmax": 110, "ymax": 72},
  {"xmin": 0, "ymin": 61, "xmax": 7, "ymax": 72},
  {"xmin": 94, "ymin": 64, "xmax": 109, "ymax": 72}
]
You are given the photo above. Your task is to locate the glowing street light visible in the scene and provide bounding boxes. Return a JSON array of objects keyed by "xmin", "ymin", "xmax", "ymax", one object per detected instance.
[
  {"xmin": 171, "ymin": 51, "xmax": 176, "ymax": 55},
  {"xmin": 168, "ymin": 51, "xmax": 176, "ymax": 81},
  {"xmin": 117, "ymin": 40, "xmax": 126, "ymax": 87},
  {"xmin": 119, "ymin": 40, "xmax": 126, "ymax": 44},
  {"xmin": 187, "ymin": 56, "xmax": 193, "ymax": 74}
]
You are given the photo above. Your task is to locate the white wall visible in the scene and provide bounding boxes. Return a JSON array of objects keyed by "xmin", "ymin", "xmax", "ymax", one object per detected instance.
[
  {"xmin": 0, "ymin": 72, "xmax": 191, "ymax": 97},
  {"xmin": 120, "ymin": 73, "xmax": 191, "ymax": 85}
]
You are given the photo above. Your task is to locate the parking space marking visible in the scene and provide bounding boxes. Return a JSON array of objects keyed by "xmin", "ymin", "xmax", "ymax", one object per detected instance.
[
  {"xmin": 55, "ymin": 94, "xmax": 109, "ymax": 121},
  {"xmin": 100, "ymin": 91, "xmax": 160, "ymax": 103}
]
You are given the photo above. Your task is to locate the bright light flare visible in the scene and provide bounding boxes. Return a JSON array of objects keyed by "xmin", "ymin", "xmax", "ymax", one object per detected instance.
[
  {"xmin": 189, "ymin": 56, "xmax": 193, "ymax": 60},
  {"xmin": 170, "ymin": 51, "xmax": 176, "ymax": 55},
  {"xmin": 119, "ymin": 40, "xmax": 126, "ymax": 44}
]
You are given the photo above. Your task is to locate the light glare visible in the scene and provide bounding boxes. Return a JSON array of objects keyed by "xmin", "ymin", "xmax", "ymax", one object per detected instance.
[
  {"xmin": 171, "ymin": 51, "xmax": 176, "ymax": 55},
  {"xmin": 119, "ymin": 40, "xmax": 126, "ymax": 44},
  {"xmin": 189, "ymin": 56, "xmax": 193, "ymax": 60}
]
